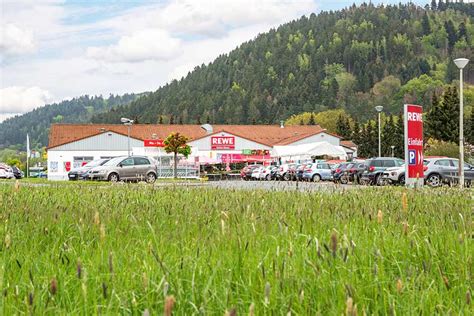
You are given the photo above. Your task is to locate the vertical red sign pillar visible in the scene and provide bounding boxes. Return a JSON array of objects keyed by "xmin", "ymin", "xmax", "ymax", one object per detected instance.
[{"xmin": 404, "ymin": 104, "xmax": 424, "ymax": 187}]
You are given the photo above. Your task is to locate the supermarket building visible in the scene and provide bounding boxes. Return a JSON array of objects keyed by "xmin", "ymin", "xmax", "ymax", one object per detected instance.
[{"xmin": 47, "ymin": 123, "xmax": 356, "ymax": 180}]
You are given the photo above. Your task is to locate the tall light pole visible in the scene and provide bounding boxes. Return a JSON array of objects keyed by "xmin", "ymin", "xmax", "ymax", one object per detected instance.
[
  {"xmin": 453, "ymin": 58, "xmax": 469, "ymax": 188},
  {"xmin": 391, "ymin": 145, "xmax": 395, "ymax": 157},
  {"xmin": 375, "ymin": 106, "xmax": 383, "ymax": 157},
  {"xmin": 121, "ymin": 117, "xmax": 134, "ymax": 157}
]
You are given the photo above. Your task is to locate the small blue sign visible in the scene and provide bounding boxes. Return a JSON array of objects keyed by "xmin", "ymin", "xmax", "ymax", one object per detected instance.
[{"xmin": 408, "ymin": 150, "xmax": 416, "ymax": 165}]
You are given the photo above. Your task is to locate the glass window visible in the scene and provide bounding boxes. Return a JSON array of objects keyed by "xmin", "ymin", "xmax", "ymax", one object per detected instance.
[
  {"xmin": 383, "ymin": 160, "xmax": 396, "ymax": 167},
  {"xmin": 451, "ymin": 160, "xmax": 470, "ymax": 168},
  {"xmin": 134, "ymin": 157, "xmax": 150, "ymax": 165},
  {"xmin": 434, "ymin": 159, "xmax": 451, "ymax": 167},
  {"xmin": 121, "ymin": 158, "xmax": 134, "ymax": 166},
  {"xmin": 372, "ymin": 160, "xmax": 383, "ymax": 167},
  {"xmin": 73, "ymin": 156, "xmax": 94, "ymax": 168}
]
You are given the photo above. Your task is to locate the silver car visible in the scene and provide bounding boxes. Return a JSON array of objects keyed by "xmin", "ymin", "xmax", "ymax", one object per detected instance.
[
  {"xmin": 424, "ymin": 157, "xmax": 472, "ymax": 187},
  {"xmin": 88, "ymin": 156, "xmax": 158, "ymax": 183}
]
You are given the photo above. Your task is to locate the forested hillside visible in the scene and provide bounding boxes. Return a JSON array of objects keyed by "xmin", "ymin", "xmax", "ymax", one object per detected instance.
[
  {"xmin": 92, "ymin": 2, "xmax": 473, "ymax": 125},
  {"xmin": 0, "ymin": 93, "xmax": 144, "ymax": 149}
]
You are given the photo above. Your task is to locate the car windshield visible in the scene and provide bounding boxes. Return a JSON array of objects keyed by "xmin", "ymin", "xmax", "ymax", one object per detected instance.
[
  {"xmin": 85, "ymin": 159, "xmax": 108, "ymax": 167},
  {"xmin": 103, "ymin": 157, "xmax": 126, "ymax": 166}
]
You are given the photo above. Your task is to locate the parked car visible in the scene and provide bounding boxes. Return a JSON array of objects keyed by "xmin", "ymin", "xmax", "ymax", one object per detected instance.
[
  {"xmin": 296, "ymin": 163, "xmax": 310, "ymax": 181},
  {"xmin": 360, "ymin": 157, "xmax": 404, "ymax": 185},
  {"xmin": 382, "ymin": 165, "xmax": 405, "ymax": 185},
  {"xmin": 68, "ymin": 158, "xmax": 110, "ymax": 181},
  {"xmin": 11, "ymin": 166, "xmax": 23, "ymax": 179},
  {"xmin": 251, "ymin": 166, "xmax": 265, "ymax": 180},
  {"xmin": 261, "ymin": 166, "xmax": 279, "ymax": 180},
  {"xmin": 277, "ymin": 163, "xmax": 297, "ymax": 181},
  {"xmin": 438, "ymin": 165, "xmax": 474, "ymax": 187},
  {"xmin": 424, "ymin": 157, "xmax": 473, "ymax": 187},
  {"xmin": 339, "ymin": 162, "xmax": 367, "ymax": 184},
  {"xmin": 0, "ymin": 167, "xmax": 15, "ymax": 179},
  {"xmin": 88, "ymin": 156, "xmax": 158, "ymax": 183},
  {"xmin": 331, "ymin": 162, "xmax": 352, "ymax": 183},
  {"xmin": 240, "ymin": 164, "xmax": 262, "ymax": 181},
  {"xmin": 302, "ymin": 162, "xmax": 333, "ymax": 182}
]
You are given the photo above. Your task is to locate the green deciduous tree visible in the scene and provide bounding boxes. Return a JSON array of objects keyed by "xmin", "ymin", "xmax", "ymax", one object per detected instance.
[{"xmin": 164, "ymin": 132, "xmax": 191, "ymax": 178}]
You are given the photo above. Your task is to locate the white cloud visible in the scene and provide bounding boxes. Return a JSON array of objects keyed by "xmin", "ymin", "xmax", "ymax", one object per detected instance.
[
  {"xmin": 87, "ymin": 29, "xmax": 181, "ymax": 63},
  {"xmin": 0, "ymin": 86, "xmax": 53, "ymax": 113},
  {"xmin": 0, "ymin": 113, "xmax": 19, "ymax": 123},
  {"xmin": 0, "ymin": 24, "xmax": 36, "ymax": 56}
]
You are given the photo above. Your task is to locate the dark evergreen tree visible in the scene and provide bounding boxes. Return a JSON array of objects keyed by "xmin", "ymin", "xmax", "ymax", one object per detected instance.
[
  {"xmin": 426, "ymin": 93, "xmax": 443, "ymax": 140},
  {"xmin": 169, "ymin": 115, "xmax": 174, "ymax": 125},
  {"xmin": 439, "ymin": 86, "xmax": 460, "ymax": 143},
  {"xmin": 393, "ymin": 112, "xmax": 405, "ymax": 158},
  {"xmin": 308, "ymin": 113, "xmax": 316, "ymax": 125},
  {"xmin": 158, "ymin": 115, "xmax": 163, "ymax": 124},
  {"xmin": 422, "ymin": 13, "xmax": 431, "ymax": 35},
  {"xmin": 431, "ymin": 0, "xmax": 437, "ymax": 10},
  {"xmin": 382, "ymin": 115, "xmax": 397, "ymax": 156},
  {"xmin": 467, "ymin": 109, "xmax": 474, "ymax": 144},
  {"xmin": 179, "ymin": 116, "xmax": 183, "ymax": 124},
  {"xmin": 299, "ymin": 118, "xmax": 305, "ymax": 125},
  {"xmin": 336, "ymin": 114, "xmax": 351, "ymax": 139},
  {"xmin": 444, "ymin": 20, "xmax": 457, "ymax": 52},
  {"xmin": 351, "ymin": 118, "xmax": 361, "ymax": 146}
]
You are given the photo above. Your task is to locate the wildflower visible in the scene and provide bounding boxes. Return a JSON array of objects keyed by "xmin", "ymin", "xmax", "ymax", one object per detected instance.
[
  {"xmin": 164, "ymin": 295, "xmax": 175, "ymax": 316},
  {"xmin": 264, "ymin": 282, "xmax": 271, "ymax": 305},
  {"xmin": 330, "ymin": 231, "xmax": 338, "ymax": 257},
  {"xmin": 396, "ymin": 279, "xmax": 403, "ymax": 293},
  {"xmin": 377, "ymin": 210, "xmax": 383, "ymax": 224},
  {"xmin": 50, "ymin": 278, "xmax": 58, "ymax": 295}
]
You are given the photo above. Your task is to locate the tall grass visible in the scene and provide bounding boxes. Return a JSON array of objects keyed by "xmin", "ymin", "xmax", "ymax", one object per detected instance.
[{"xmin": 0, "ymin": 184, "xmax": 472, "ymax": 314}]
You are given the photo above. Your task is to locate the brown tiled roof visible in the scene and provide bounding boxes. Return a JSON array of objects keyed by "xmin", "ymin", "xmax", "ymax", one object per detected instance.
[
  {"xmin": 341, "ymin": 140, "xmax": 357, "ymax": 148},
  {"xmin": 47, "ymin": 123, "xmax": 340, "ymax": 149}
]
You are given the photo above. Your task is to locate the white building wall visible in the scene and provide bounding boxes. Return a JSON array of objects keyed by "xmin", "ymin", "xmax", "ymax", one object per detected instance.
[
  {"xmin": 47, "ymin": 149, "xmax": 129, "ymax": 180},
  {"xmin": 289, "ymin": 132, "xmax": 340, "ymax": 146},
  {"xmin": 189, "ymin": 132, "xmax": 272, "ymax": 160}
]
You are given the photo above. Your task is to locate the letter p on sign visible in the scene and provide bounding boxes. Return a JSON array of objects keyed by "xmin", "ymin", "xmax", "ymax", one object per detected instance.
[{"xmin": 408, "ymin": 149, "xmax": 416, "ymax": 165}]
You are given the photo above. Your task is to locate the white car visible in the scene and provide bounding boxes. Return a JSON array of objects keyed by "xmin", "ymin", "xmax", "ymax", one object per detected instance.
[
  {"xmin": 382, "ymin": 165, "xmax": 405, "ymax": 185},
  {"xmin": 251, "ymin": 167, "xmax": 265, "ymax": 180},
  {"xmin": 0, "ymin": 167, "xmax": 15, "ymax": 179}
]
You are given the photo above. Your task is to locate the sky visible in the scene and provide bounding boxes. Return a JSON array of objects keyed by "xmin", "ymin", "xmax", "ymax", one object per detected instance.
[{"xmin": 0, "ymin": 0, "xmax": 428, "ymax": 122}]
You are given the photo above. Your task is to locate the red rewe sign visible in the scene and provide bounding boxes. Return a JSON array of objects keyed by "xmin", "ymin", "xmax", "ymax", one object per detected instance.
[
  {"xmin": 404, "ymin": 104, "xmax": 424, "ymax": 187},
  {"xmin": 211, "ymin": 136, "xmax": 235, "ymax": 150},
  {"xmin": 144, "ymin": 139, "xmax": 165, "ymax": 147}
]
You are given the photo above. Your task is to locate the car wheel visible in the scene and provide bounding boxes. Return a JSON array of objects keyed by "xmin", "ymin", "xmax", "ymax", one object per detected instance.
[
  {"xmin": 398, "ymin": 174, "xmax": 405, "ymax": 185},
  {"xmin": 375, "ymin": 174, "xmax": 384, "ymax": 186},
  {"xmin": 426, "ymin": 173, "xmax": 441, "ymax": 187},
  {"xmin": 283, "ymin": 173, "xmax": 290, "ymax": 181},
  {"xmin": 146, "ymin": 172, "xmax": 157, "ymax": 184},
  {"xmin": 340, "ymin": 174, "xmax": 349, "ymax": 184},
  {"xmin": 108, "ymin": 173, "xmax": 119, "ymax": 182},
  {"xmin": 311, "ymin": 174, "xmax": 320, "ymax": 182}
]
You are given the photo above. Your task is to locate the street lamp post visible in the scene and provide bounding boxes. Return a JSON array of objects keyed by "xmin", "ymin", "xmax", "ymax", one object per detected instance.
[
  {"xmin": 391, "ymin": 145, "xmax": 395, "ymax": 157},
  {"xmin": 121, "ymin": 117, "xmax": 134, "ymax": 157},
  {"xmin": 453, "ymin": 58, "xmax": 469, "ymax": 188},
  {"xmin": 375, "ymin": 106, "xmax": 383, "ymax": 157}
]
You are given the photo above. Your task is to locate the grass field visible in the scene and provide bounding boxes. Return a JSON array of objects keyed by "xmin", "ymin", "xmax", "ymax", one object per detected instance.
[{"xmin": 0, "ymin": 184, "xmax": 472, "ymax": 314}]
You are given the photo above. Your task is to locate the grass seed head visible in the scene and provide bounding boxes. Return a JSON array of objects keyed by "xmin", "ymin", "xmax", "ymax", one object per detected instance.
[
  {"xmin": 330, "ymin": 231, "xmax": 338, "ymax": 256},
  {"xmin": 142, "ymin": 272, "xmax": 148, "ymax": 290},
  {"xmin": 346, "ymin": 297, "xmax": 357, "ymax": 316},
  {"xmin": 50, "ymin": 278, "xmax": 58, "ymax": 295},
  {"xmin": 442, "ymin": 276, "xmax": 450, "ymax": 290},
  {"xmin": 164, "ymin": 295, "xmax": 176, "ymax": 316},
  {"xmin": 402, "ymin": 192, "xmax": 408, "ymax": 212},
  {"xmin": 225, "ymin": 308, "xmax": 237, "ymax": 316},
  {"xmin": 93, "ymin": 211, "xmax": 100, "ymax": 225},
  {"xmin": 77, "ymin": 260, "xmax": 82, "ymax": 279},
  {"xmin": 100, "ymin": 224, "xmax": 106, "ymax": 240},
  {"xmin": 249, "ymin": 303, "xmax": 255, "ymax": 316},
  {"xmin": 4, "ymin": 233, "xmax": 11, "ymax": 249},
  {"xmin": 466, "ymin": 290, "xmax": 471, "ymax": 305},
  {"xmin": 377, "ymin": 210, "xmax": 383, "ymax": 224},
  {"xmin": 163, "ymin": 281, "xmax": 169, "ymax": 297},
  {"xmin": 396, "ymin": 279, "xmax": 403, "ymax": 293},
  {"xmin": 265, "ymin": 282, "xmax": 271, "ymax": 305},
  {"xmin": 403, "ymin": 221, "xmax": 409, "ymax": 236},
  {"xmin": 14, "ymin": 180, "xmax": 20, "ymax": 192},
  {"xmin": 102, "ymin": 282, "xmax": 107, "ymax": 299},
  {"xmin": 28, "ymin": 292, "xmax": 33, "ymax": 306},
  {"xmin": 108, "ymin": 252, "xmax": 113, "ymax": 274},
  {"xmin": 143, "ymin": 309, "xmax": 150, "ymax": 316}
]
